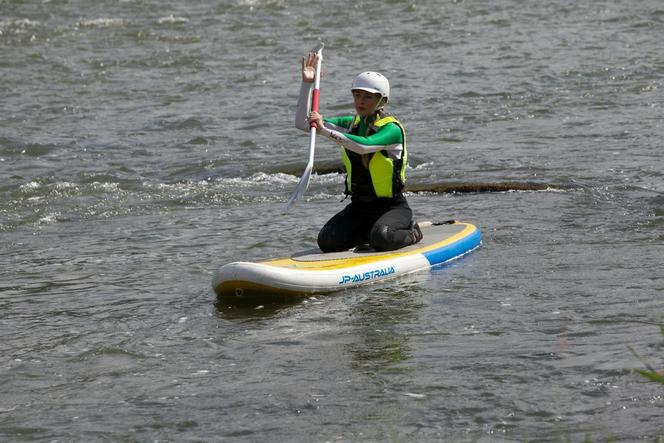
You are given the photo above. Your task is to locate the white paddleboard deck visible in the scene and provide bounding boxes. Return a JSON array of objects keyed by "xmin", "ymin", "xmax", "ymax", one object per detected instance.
[{"xmin": 213, "ymin": 221, "xmax": 481, "ymax": 300}]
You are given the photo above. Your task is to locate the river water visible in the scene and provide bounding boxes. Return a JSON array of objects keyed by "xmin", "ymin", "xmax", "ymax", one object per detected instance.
[{"xmin": 2, "ymin": 0, "xmax": 663, "ymax": 441}]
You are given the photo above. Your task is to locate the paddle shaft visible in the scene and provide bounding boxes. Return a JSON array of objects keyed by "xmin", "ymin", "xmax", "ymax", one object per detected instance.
[
  {"xmin": 310, "ymin": 84, "xmax": 320, "ymax": 127},
  {"xmin": 285, "ymin": 43, "xmax": 323, "ymax": 209},
  {"xmin": 307, "ymin": 53, "xmax": 322, "ymax": 163},
  {"xmin": 310, "ymin": 43, "xmax": 323, "ymax": 124}
]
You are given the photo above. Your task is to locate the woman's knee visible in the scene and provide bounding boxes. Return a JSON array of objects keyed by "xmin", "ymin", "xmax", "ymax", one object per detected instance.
[
  {"xmin": 317, "ymin": 226, "xmax": 337, "ymax": 252},
  {"xmin": 317, "ymin": 224, "xmax": 352, "ymax": 252}
]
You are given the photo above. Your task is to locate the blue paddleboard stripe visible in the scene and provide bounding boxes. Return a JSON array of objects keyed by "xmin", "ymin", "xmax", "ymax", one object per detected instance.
[{"xmin": 422, "ymin": 228, "xmax": 482, "ymax": 266}]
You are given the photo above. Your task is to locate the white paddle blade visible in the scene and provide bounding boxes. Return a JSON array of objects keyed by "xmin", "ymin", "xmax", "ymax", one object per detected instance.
[{"xmin": 285, "ymin": 163, "xmax": 313, "ymax": 209}]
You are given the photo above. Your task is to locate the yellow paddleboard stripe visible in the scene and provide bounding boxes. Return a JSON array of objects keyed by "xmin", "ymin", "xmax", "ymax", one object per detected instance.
[{"xmin": 260, "ymin": 223, "xmax": 477, "ymax": 271}]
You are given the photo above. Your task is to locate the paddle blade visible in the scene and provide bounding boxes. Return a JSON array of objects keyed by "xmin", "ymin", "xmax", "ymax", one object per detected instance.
[{"xmin": 285, "ymin": 163, "xmax": 313, "ymax": 210}]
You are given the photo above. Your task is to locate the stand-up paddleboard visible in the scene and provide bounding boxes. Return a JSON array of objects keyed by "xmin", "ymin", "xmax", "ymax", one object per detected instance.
[{"xmin": 213, "ymin": 221, "xmax": 481, "ymax": 300}]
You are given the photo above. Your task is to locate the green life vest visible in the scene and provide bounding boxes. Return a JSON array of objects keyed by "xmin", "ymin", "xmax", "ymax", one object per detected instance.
[{"xmin": 341, "ymin": 115, "xmax": 407, "ymax": 200}]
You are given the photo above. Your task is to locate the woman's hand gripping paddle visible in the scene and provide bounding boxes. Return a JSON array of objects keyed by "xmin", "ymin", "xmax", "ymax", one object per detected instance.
[{"xmin": 286, "ymin": 43, "xmax": 324, "ymax": 209}]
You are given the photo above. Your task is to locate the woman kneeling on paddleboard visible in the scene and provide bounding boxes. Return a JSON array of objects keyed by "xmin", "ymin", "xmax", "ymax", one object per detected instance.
[{"xmin": 295, "ymin": 51, "xmax": 422, "ymax": 252}]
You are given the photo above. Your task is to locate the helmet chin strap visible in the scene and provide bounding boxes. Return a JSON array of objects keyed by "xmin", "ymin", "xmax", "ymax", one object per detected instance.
[{"xmin": 373, "ymin": 96, "xmax": 387, "ymax": 114}]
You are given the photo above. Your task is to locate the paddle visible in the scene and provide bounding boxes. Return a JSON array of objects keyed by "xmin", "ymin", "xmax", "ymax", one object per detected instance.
[{"xmin": 285, "ymin": 42, "xmax": 324, "ymax": 209}]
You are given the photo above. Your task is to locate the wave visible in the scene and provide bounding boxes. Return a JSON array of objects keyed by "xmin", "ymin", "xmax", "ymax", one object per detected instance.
[
  {"xmin": 1, "ymin": 167, "xmax": 570, "ymax": 232},
  {"xmin": 157, "ymin": 15, "xmax": 190, "ymax": 25},
  {"xmin": 0, "ymin": 172, "xmax": 344, "ymax": 231},
  {"xmin": 77, "ymin": 18, "xmax": 125, "ymax": 28}
]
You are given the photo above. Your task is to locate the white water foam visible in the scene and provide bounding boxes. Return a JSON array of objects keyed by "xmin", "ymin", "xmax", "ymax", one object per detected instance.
[
  {"xmin": 79, "ymin": 18, "xmax": 125, "ymax": 28},
  {"xmin": 157, "ymin": 15, "xmax": 190, "ymax": 25}
]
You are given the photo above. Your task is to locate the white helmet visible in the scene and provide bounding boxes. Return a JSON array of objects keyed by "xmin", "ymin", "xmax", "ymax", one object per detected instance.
[{"xmin": 351, "ymin": 71, "xmax": 390, "ymax": 101}]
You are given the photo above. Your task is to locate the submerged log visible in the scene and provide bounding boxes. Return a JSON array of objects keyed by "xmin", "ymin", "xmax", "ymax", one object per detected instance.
[
  {"xmin": 406, "ymin": 182, "xmax": 553, "ymax": 194},
  {"xmin": 269, "ymin": 161, "xmax": 556, "ymax": 194}
]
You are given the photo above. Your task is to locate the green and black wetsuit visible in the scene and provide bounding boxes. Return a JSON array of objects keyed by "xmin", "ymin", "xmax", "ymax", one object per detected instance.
[{"xmin": 295, "ymin": 80, "xmax": 421, "ymax": 252}]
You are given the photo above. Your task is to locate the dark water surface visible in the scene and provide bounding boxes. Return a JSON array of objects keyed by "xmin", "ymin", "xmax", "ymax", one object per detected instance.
[{"xmin": 2, "ymin": 0, "xmax": 663, "ymax": 441}]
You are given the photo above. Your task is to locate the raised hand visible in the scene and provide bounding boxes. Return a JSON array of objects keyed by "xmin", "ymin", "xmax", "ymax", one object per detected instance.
[{"xmin": 301, "ymin": 52, "xmax": 319, "ymax": 83}]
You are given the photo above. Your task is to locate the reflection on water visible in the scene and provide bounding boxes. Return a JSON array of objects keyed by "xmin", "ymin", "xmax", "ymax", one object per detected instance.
[
  {"xmin": 347, "ymin": 286, "xmax": 425, "ymax": 374},
  {"xmin": 215, "ymin": 297, "xmax": 306, "ymax": 321}
]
